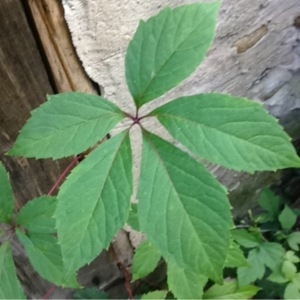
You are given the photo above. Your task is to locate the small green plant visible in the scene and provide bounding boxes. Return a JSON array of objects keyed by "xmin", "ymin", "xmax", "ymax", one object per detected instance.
[
  {"xmin": 1, "ymin": 2, "xmax": 300, "ymax": 299},
  {"xmin": 232, "ymin": 189, "xmax": 300, "ymax": 299}
]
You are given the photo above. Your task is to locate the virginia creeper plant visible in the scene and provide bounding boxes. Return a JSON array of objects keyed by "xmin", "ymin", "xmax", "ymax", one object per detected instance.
[{"xmin": 1, "ymin": 2, "xmax": 300, "ymax": 299}]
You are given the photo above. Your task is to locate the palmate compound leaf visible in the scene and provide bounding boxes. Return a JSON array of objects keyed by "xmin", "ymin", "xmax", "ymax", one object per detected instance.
[
  {"xmin": 0, "ymin": 163, "xmax": 14, "ymax": 223},
  {"xmin": 55, "ymin": 131, "xmax": 132, "ymax": 275},
  {"xmin": 137, "ymin": 130, "xmax": 232, "ymax": 282},
  {"xmin": 151, "ymin": 93, "xmax": 300, "ymax": 173},
  {"xmin": 8, "ymin": 93, "xmax": 125, "ymax": 159},
  {"xmin": 16, "ymin": 196, "xmax": 56, "ymax": 234},
  {"xmin": 125, "ymin": 2, "xmax": 220, "ymax": 108},
  {"xmin": 167, "ymin": 261, "xmax": 208, "ymax": 299},
  {"xmin": 0, "ymin": 242, "xmax": 25, "ymax": 299},
  {"xmin": 16, "ymin": 230, "xmax": 78, "ymax": 288}
]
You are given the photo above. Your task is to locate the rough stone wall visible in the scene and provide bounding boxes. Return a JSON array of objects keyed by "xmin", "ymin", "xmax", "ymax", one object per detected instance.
[{"xmin": 62, "ymin": 0, "xmax": 300, "ymax": 219}]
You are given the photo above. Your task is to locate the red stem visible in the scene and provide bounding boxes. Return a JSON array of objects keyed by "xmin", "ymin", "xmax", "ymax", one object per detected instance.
[
  {"xmin": 42, "ymin": 285, "xmax": 56, "ymax": 300},
  {"xmin": 118, "ymin": 261, "xmax": 134, "ymax": 300},
  {"xmin": 109, "ymin": 245, "xmax": 134, "ymax": 299},
  {"xmin": 47, "ymin": 155, "xmax": 80, "ymax": 196}
]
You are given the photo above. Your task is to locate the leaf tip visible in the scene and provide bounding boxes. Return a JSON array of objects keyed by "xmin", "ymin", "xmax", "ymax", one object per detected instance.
[{"xmin": 6, "ymin": 147, "xmax": 17, "ymax": 157}]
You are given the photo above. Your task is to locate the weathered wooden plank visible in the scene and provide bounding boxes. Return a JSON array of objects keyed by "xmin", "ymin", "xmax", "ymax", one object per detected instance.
[
  {"xmin": 0, "ymin": 0, "xmax": 71, "ymax": 207},
  {"xmin": 26, "ymin": 0, "xmax": 95, "ymax": 93},
  {"xmin": 0, "ymin": 0, "xmax": 73, "ymax": 297}
]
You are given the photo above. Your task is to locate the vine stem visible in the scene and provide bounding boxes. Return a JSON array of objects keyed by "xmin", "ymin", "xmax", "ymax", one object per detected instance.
[
  {"xmin": 47, "ymin": 155, "xmax": 81, "ymax": 196},
  {"xmin": 109, "ymin": 245, "xmax": 134, "ymax": 299},
  {"xmin": 42, "ymin": 285, "xmax": 56, "ymax": 300},
  {"xmin": 119, "ymin": 260, "xmax": 134, "ymax": 300}
]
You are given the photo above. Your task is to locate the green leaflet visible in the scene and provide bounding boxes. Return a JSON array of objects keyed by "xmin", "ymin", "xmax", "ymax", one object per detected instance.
[
  {"xmin": 137, "ymin": 131, "xmax": 231, "ymax": 282},
  {"xmin": 0, "ymin": 242, "xmax": 25, "ymax": 299},
  {"xmin": 287, "ymin": 232, "xmax": 300, "ymax": 251},
  {"xmin": 132, "ymin": 240, "xmax": 161, "ymax": 281},
  {"xmin": 125, "ymin": 3, "xmax": 220, "ymax": 107},
  {"xmin": 55, "ymin": 131, "xmax": 132, "ymax": 275},
  {"xmin": 231, "ymin": 229, "xmax": 262, "ymax": 248},
  {"xmin": 0, "ymin": 163, "xmax": 14, "ymax": 223},
  {"xmin": 257, "ymin": 188, "xmax": 281, "ymax": 221},
  {"xmin": 127, "ymin": 203, "xmax": 139, "ymax": 231},
  {"xmin": 284, "ymin": 282, "xmax": 300, "ymax": 299},
  {"xmin": 8, "ymin": 93, "xmax": 124, "ymax": 159},
  {"xmin": 282, "ymin": 260, "xmax": 297, "ymax": 281},
  {"xmin": 292, "ymin": 273, "xmax": 300, "ymax": 289},
  {"xmin": 225, "ymin": 241, "xmax": 248, "ymax": 268},
  {"xmin": 152, "ymin": 93, "xmax": 300, "ymax": 173},
  {"xmin": 268, "ymin": 267, "xmax": 288, "ymax": 284},
  {"xmin": 167, "ymin": 262, "xmax": 207, "ymax": 299},
  {"xmin": 238, "ymin": 248, "xmax": 265, "ymax": 286},
  {"xmin": 284, "ymin": 251, "xmax": 300, "ymax": 264},
  {"xmin": 238, "ymin": 242, "xmax": 285, "ymax": 286},
  {"xmin": 203, "ymin": 280, "xmax": 260, "ymax": 299},
  {"xmin": 141, "ymin": 290, "xmax": 168, "ymax": 300},
  {"xmin": 256, "ymin": 242, "xmax": 284, "ymax": 270},
  {"xmin": 16, "ymin": 230, "xmax": 78, "ymax": 288},
  {"xmin": 16, "ymin": 196, "xmax": 56, "ymax": 234},
  {"xmin": 279, "ymin": 205, "xmax": 297, "ymax": 230}
]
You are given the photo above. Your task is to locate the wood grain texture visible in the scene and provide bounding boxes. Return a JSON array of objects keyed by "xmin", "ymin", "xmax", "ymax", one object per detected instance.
[
  {"xmin": 0, "ymin": 0, "xmax": 73, "ymax": 297},
  {"xmin": 27, "ymin": 0, "xmax": 96, "ymax": 93},
  {"xmin": 0, "ymin": 0, "xmax": 70, "ymax": 209}
]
